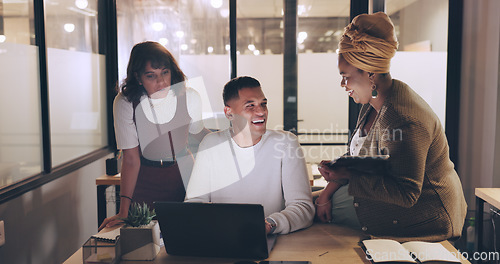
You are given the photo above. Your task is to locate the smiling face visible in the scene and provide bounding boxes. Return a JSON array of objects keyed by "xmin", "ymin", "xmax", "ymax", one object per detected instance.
[
  {"xmin": 138, "ymin": 61, "xmax": 172, "ymax": 97},
  {"xmin": 224, "ymin": 86, "xmax": 268, "ymax": 145},
  {"xmin": 338, "ymin": 55, "xmax": 373, "ymax": 104}
]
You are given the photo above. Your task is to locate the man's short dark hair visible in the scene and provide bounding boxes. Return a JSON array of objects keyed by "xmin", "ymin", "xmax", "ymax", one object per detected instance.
[{"xmin": 223, "ymin": 76, "xmax": 261, "ymax": 106}]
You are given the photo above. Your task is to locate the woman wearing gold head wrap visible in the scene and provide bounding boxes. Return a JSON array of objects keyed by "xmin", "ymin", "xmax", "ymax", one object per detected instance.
[{"xmin": 315, "ymin": 12, "xmax": 467, "ymax": 242}]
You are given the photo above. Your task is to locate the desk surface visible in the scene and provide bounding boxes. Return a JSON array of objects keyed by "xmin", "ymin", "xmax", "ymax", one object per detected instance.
[
  {"xmin": 96, "ymin": 173, "xmax": 326, "ymax": 187},
  {"xmin": 64, "ymin": 223, "xmax": 469, "ymax": 264},
  {"xmin": 475, "ymin": 188, "xmax": 500, "ymax": 209},
  {"xmin": 96, "ymin": 164, "xmax": 324, "ymax": 186},
  {"xmin": 96, "ymin": 174, "xmax": 121, "ymax": 186}
]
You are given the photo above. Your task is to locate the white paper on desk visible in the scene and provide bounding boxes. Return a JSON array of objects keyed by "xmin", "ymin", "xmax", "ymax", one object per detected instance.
[
  {"xmin": 91, "ymin": 228, "xmax": 120, "ymax": 242},
  {"xmin": 402, "ymin": 241, "xmax": 460, "ymax": 263}
]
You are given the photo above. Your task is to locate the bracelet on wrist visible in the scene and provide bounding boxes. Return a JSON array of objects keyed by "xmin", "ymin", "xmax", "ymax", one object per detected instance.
[
  {"xmin": 314, "ymin": 198, "xmax": 332, "ymax": 207},
  {"xmin": 120, "ymin": 195, "xmax": 133, "ymax": 202}
]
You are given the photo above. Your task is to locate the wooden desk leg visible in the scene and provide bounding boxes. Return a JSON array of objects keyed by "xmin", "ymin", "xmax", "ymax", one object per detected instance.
[
  {"xmin": 97, "ymin": 185, "xmax": 109, "ymax": 227},
  {"xmin": 475, "ymin": 196, "xmax": 484, "ymax": 264}
]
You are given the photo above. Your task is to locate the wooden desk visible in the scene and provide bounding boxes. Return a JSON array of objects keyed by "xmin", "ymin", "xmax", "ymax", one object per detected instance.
[
  {"xmin": 475, "ymin": 188, "xmax": 500, "ymax": 259},
  {"xmin": 64, "ymin": 223, "xmax": 469, "ymax": 264},
  {"xmin": 96, "ymin": 174, "xmax": 121, "ymax": 227}
]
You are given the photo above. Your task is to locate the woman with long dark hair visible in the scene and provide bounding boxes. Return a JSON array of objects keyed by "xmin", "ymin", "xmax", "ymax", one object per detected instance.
[{"xmin": 99, "ymin": 41, "xmax": 208, "ymax": 230}]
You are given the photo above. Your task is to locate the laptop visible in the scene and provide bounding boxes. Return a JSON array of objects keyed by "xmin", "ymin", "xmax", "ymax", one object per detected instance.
[{"xmin": 154, "ymin": 201, "xmax": 274, "ymax": 260}]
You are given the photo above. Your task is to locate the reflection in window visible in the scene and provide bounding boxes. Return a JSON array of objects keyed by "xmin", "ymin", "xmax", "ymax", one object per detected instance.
[
  {"xmin": 45, "ymin": 0, "xmax": 107, "ymax": 166},
  {"xmin": 45, "ymin": 0, "xmax": 99, "ymax": 53},
  {"xmin": 0, "ymin": 1, "xmax": 42, "ymax": 187},
  {"xmin": 236, "ymin": 0, "xmax": 282, "ymax": 56},
  {"xmin": 297, "ymin": 3, "xmax": 350, "ymax": 54}
]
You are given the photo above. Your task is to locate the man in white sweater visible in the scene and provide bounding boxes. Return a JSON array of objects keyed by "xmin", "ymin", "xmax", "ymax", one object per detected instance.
[{"xmin": 185, "ymin": 76, "xmax": 314, "ymax": 235}]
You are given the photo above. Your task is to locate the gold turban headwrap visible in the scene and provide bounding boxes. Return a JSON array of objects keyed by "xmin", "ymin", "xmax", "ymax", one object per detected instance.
[{"xmin": 338, "ymin": 12, "xmax": 399, "ymax": 73}]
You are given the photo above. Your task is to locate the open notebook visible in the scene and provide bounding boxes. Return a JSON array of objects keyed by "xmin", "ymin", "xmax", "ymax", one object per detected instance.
[{"xmin": 361, "ymin": 239, "xmax": 461, "ymax": 263}]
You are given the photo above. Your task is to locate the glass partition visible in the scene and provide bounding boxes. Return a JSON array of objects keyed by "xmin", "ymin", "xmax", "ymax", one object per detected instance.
[
  {"xmin": 0, "ymin": 1, "xmax": 42, "ymax": 186},
  {"xmin": 45, "ymin": 0, "xmax": 107, "ymax": 166},
  {"xmin": 297, "ymin": 0, "xmax": 351, "ymax": 163},
  {"xmin": 387, "ymin": 0, "xmax": 448, "ymax": 126},
  {"xmin": 237, "ymin": 0, "xmax": 284, "ymax": 130}
]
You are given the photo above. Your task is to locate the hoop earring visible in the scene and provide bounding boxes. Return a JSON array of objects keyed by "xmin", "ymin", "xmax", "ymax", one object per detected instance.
[{"xmin": 371, "ymin": 84, "xmax": 378, "ymax": 99}]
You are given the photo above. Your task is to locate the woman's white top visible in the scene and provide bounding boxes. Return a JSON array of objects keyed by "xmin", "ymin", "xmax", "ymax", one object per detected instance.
[
  {"xmin": 349, "ymin": 125, "xmax": 367, "ymax": 156},
  {"xmin": 113, "ymin": 87, "xmax": 204, "ymax": 150}
]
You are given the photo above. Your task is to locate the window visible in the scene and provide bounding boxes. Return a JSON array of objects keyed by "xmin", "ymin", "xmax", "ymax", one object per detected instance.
[
  {"xmin": 387, "ymin": 0, "xmax": 449, "ymax": 126},
  {"xmin": 0, "ymin": 0, "xmax": 42, "ymax": 187},
  {"xmin": 297, "ymin": 0, "xmax": 351, "ymax": 162},
  {"xmin": 236, "ymin": 0, "xmax": 284, "ymax": 130},
  {"xmin": 45, "ymin": 0, "xmax": 107, "ymax": 166},
  {"xmin": 0, "ymin": 0, "xmax": 113, "ymax": 202}
]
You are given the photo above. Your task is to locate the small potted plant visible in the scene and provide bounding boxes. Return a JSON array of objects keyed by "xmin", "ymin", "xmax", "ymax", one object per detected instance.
[{"xmin": 119, "ymin": 202, "xmax": 161, "ymax": 260}]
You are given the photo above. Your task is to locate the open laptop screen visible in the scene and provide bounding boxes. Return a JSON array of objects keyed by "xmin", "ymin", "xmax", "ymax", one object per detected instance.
[{"xmin": 154, "ymin": 201, "xmax": 269, "ymax": 260}]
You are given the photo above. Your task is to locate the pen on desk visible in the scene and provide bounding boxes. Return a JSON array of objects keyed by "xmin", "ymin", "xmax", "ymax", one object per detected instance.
[{"xmin": 318, "ymin": 251, "xmax": 329, "ymax": 256}]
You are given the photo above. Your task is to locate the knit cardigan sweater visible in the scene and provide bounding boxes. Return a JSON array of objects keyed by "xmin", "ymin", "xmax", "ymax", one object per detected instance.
[{"xmin": 348, "ymin": 79, "xmax": 467, "ymax": 242}]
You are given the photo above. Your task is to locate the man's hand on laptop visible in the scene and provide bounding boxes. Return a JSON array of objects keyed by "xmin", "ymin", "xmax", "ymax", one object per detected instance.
[
  {"xmin": 265, "ymin": 220, "xmax": 272, "ymax": 234},
  {"xmin": 265, "ymin": 217, "xmax": 277, "ymax": 234}
]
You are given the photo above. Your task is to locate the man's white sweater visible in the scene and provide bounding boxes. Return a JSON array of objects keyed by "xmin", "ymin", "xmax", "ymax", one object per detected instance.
[{"xmin": 186, "ymin": 129, "xmax": 314, "ymax": 234}]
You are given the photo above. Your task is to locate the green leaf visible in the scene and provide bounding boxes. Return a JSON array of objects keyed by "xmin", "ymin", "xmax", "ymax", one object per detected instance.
[{"xmin": 120, "ymin": 202, "xmax": 156, "ymax": 227}]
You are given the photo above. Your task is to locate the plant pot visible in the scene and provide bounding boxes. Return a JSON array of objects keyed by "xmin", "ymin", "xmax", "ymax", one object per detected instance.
[{"xmin": 119, "ymin": 220, "xmax": 161, "ymax": 260}]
